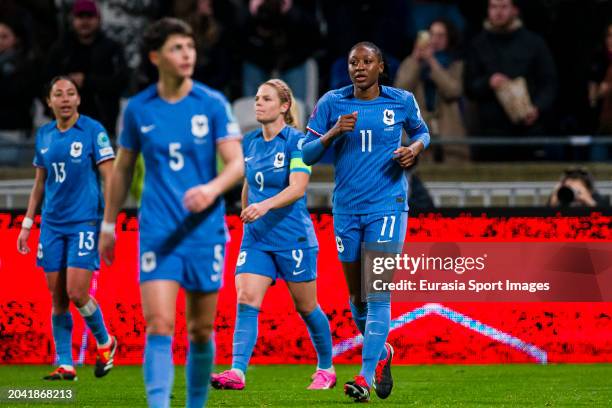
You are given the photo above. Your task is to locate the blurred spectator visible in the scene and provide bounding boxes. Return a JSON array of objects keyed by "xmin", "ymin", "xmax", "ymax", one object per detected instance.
[
  {"xmin": 587, "ymin": 22, "xmax": 612, "ymax": 161},
  {"xmin": 0, "ymin": 1, "xmax": 34, "ymax": 50},
  {"xmin": 15, "ymin": 1, "xmax": 57, "ymax": 63},
  {"xmin": 408, "ymin": 172, "xmax": 435, "ymax": 210},
  {"xmin": 0, "ymin": 18, "xmax": 36, "ymax": 136},
  {"xmin": 404, "ymin": 157, "xmax": 435, "ymax": 209},
  {"xmin": 411, "ymin": 0, "xmax": 465, "ymax": 38},
  {"xmin": 464, "ymin": 0, "xmax": 556, "ymax": 161},
  {"xmin": 174, "ymin": 0, "xmax": 236, "ymax": 94},
  {"xmin": 588, "ymin": 23, "xmax": 612, "ymax": 136},
  {"xmin": 46, "ymin": 0, "xmax": 128, "ymax": 136},
  {"xmin": 240, "ymin": 0, "xmax": 321, "ymax": 101},
  {"xmin": 547, "ymin": 167, "xmax": 609, "ymax": 208},
  {"xmin": 94, "ymin": 0, "xmax": 164, "ymax": 72},
  {"xmin": 395, "ymin": 19, "xmax": 468, "ymax": 163},
  {"xmin": 321, "ymin": 0, "xmax": 412, "ymax": 62},
  {"xmin": 321, "ymin": 0, "xmax": 411, "ymax": 91}
]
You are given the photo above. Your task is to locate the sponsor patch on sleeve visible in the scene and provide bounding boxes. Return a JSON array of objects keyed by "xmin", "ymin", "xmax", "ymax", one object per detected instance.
[{"xmin": 99, "ymin": 146, "xmax": 114, "ymax": 156}]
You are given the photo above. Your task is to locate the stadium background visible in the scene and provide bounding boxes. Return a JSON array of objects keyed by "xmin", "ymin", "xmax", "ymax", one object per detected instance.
[
  {"xmin": 0, "ymin": 0, "xmax": 611, "ymax": 387},
  {"xmin": 2, "ymin": 211, "xmax": 611, "ymax": 366}
]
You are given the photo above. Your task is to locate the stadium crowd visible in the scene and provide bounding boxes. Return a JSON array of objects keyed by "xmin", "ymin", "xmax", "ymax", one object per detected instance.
[{"xmin": 0, "ymin": 0, "xmax": 611, "ymax": 162}]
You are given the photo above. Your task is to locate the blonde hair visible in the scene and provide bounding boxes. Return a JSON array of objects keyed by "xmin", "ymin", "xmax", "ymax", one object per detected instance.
[{"xmin": 262, "ymin": 79, "xmax": 301, "ymax": 129}]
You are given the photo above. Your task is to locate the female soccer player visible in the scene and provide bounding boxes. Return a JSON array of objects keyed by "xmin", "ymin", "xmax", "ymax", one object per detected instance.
[
  {"xmin": 303, "ymin": 42, "xmax": 430, "ymax": 402},
  {"xmin": 210, "ymin": 79, "xmax": 335, "ymax": 391},
  {"xmin": 17, "ymin": 76, "xmax": 117, "ymax": 381},
  {"xmin": 98, "ymin": 18, "xmax": 243, "ymax": 408}
]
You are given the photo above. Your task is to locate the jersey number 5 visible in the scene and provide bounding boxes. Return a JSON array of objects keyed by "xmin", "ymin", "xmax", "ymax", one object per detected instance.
[{"xmin": 169, "ymin": 143, "xmax": 184, "ymax": 171}]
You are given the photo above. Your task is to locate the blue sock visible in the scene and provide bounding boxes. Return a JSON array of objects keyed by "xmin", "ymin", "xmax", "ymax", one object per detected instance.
[
  {"xmin": 51, "ymin": 312, "xmax": 73, "ymax": 367},
  {"xmin": 144, "ymin": 334, "xmax": 173, "ymax": 408},
  {"xmin": 231, "ymin": 304, "xmax": 260, "ymax": 373},
  {"xmin": 359, "ymin": 294, "xmax": 391, "ymax": 387},
  {"xmin": 78, "ymin": 298, "xmax": 110, "ymax": 346},
  {"xmin": 349, "ymin": 300, "xmax": 367, "ymax": 335},
  {"xmin": 300, "ymin": 305, "xmax": 333, "ymax": 370},
  {"xmin": 186, "ymin": 339, "xmax": 214, "ymax": 408}
]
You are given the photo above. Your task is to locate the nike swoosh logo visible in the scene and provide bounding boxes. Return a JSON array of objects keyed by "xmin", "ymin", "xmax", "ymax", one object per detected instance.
[
  {"xmin": 292, "ymin": 269, "xmax": 306, "ymax": 276},
  {"xmin": 376, "ymin": 239, "xmax": 392, "ymax": 243},
  {"xmin": 368, "ymin": 331, "xmax": 385, "ymax": 336},
  {"xmin": 140, "ymin": 125, "xmax": 155, "ymax": 133},
  {"xmin": 40, "ymin": 148, "xmax": 49, "ymax": 154},
  {"xmin": 244, "ymin": 156, "xmax": 254, "ymax": 162},
  {"xmin": 78, "ymin": 251, "xmax": 90, "ymax": 256}
]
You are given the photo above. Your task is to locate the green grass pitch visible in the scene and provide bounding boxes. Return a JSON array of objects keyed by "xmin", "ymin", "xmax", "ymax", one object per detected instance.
[{"xmin": 0, "ymin": 364, "xmax": 611, "ymax": 407}]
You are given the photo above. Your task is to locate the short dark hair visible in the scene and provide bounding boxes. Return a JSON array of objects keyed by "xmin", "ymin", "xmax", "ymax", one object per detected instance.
[
  {"xmin": 143, "ymin": 17, "xmax": 194, "ymax": 54},
  {"xmin": 46, "ymin": 76, "xmax": 80, "ymax": 98},
  {"xmin": 430, "ymin": 18, "xmax": 462, "ymax": 53},
  {"xmin": 349, "ymin": 41, "xmax": 384, "ymax": 63},
  {"xmin": 562, "ymin": 167, "xmax": 594, "ymax": 192}
]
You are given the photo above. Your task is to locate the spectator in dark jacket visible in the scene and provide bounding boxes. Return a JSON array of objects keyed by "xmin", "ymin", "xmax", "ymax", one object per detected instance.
[
  {"xmin": 240, "ymin": 0, "xmax": 321, "ymax": 101},
  {"xmin": 46, "ymin": 0, "xmax": 128, "ymax": 136},
  {"xmin": 464, "ymin": 0, "xmax": 556, "ymax": 161},
  {"xmin": 0, "ymin": 18, "xmax": 36, "ymax": 135},
  {"xmin": 174, "ymin": 0, "xmax": 236, "ymax": 95},
  {"xmin": 587, "ymin": 22, "xmax": 612, "ymax": 161}
]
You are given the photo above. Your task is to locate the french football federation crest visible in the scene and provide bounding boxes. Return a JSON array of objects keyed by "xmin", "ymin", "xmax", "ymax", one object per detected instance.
[
  {"xmin": 237, "ymin": 251, "xmax": 247, "ymax": 266},
  {"xmin": 383, "ymin": 109, "xmax": 395, "ymax": 126},
  {"xmin": 37, "ymin": 243, "xmax": 43, "ymax": 259},
  {"xmin": 141, "ymin": 251, "xmax": 157, "ymax": 273},
  {"xmin": 70, "ymin": 141, "xmax": 83, "ymax": 158},
  {"xmin": 335, "ymin": 236, "xmax": 345, "ymax": 253},
  {"xmin": 191, "ymin": 114, "xmax": 209, "ymax": 138},
  {"xmin": 274, "ymin": 152, "xmax": 285, "ymax": 168}
]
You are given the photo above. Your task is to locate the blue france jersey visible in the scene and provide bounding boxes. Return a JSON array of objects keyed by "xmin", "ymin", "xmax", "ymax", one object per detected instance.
[
  {"xmin": 306, "ymin": 85, "xmax": 430, "ymax": 214},
  {"xmin": 119, "ymin": 82, "xmax": 241, "ymax": 248},
  {"xmin": 33, "ymin": 115, "xmax": 115, "ymax": 224},
  {"xmin": 242, "ymin": 126, "xmax": 318, "ymax": 251}
]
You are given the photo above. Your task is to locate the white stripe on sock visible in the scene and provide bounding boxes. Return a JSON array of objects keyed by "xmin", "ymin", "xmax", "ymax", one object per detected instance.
[{"xmin": 77, "ymin": 299, "xmax": 97, "ymax": 317}]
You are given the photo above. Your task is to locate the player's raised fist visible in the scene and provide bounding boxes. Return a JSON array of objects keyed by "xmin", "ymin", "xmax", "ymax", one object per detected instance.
[{"xmin": 331, "ymin": 112, "xmax": 358, "ymax": 137}]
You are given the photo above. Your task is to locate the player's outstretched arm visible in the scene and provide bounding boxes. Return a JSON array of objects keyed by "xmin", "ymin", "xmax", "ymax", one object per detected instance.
[
  {"xmin": 303, "ymin": 112, "xmax": 357, "ymax": 165},
  {"xmin": 241, "ymin": 172, "xmax": 310, "ymax": 224},
  {"xmin": 183, "ymin": 139, "xmax": 244, "ymax": 213},
  {"xmin": 99, "ymin": 148, "xmax": 138, "ymax": 265},
  {"xmin": 17, "ymin": 167, "xmax": 46, "ymax": 254}
]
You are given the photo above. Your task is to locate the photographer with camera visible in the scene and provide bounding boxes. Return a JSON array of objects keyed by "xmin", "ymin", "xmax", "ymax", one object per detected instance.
[{"xmin": 547, "ymin": 167, "xmax": 609, "ymax": 208}]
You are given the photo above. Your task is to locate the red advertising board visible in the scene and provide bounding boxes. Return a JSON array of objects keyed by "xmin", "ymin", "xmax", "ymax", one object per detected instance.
[{"xmin": 1, "ymin": 213, "xmax": 611, "ymax": 365}]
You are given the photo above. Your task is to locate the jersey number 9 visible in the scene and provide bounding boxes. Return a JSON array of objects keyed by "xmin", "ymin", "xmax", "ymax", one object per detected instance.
[{"xmin": 255, "ymin": 171, "xmax": 264, "ymax": 191}]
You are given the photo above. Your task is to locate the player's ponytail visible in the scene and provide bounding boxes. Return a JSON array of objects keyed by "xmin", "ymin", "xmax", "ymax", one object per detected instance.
[{"xmin": 263, "ymin": 79, "xmax": 301, "ymax": 130}]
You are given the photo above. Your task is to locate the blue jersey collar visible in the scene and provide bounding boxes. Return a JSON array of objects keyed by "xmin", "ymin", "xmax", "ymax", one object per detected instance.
[
  {"xmin": 255, "ymin": 125, "xmax": 290, "ymax": 140},
  {"xmin": 145, "ymin": 82, "xmax": 205, "ymax": 102},
  {"xmin": 52, "ymin": 114, "xmax": 85, "ymax": 133},
  {"xmin": 339, "ymin": 85, "xmax": 394, "ymax": 100}
]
